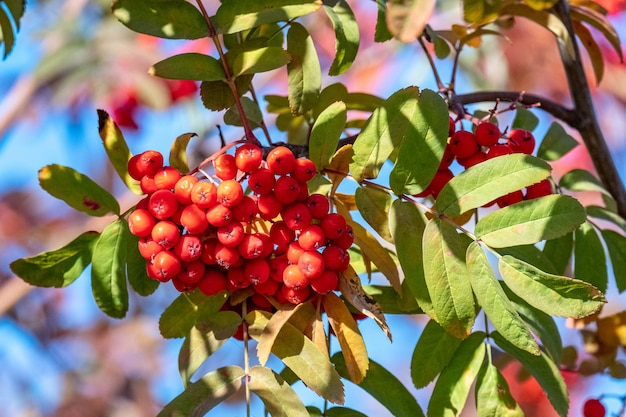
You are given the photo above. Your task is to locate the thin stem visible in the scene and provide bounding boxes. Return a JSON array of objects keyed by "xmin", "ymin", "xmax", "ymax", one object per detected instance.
[
  {"xmin": 196, "ymin": 0, "xmax": 260, "ymax": 146},
  {"xmin": 248, "ymin": 84, "xmax": 274, "ymax": 144},
  {"xmin": 242, "ymin": 298, "xmax": 251, "ymax": 417},
  {"xmin": 418, "ymin": 35, "xmax": 445, "ymax": 90}
]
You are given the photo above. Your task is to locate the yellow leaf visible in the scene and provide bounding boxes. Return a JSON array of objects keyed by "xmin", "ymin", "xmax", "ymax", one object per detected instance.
[
  {"xmin": 323, "ymin": 292, "xmax": 369, "ymax": 384},
  {"xmin": 334, "ymin": 192, "xmax": 357, "ymax": 211},
  {"xmin": 327, "ymin": 144, "xmax": 353, "ymax": 195},
  {"xmin": 597, "ymin": 311, "xmax": 626, "ymax": 348},
  {"xmin": 338, "ymin": 265, "xmax": 392, "ymax": 341}
]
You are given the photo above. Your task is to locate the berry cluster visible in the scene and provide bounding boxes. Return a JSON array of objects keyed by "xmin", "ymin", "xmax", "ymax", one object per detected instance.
[
  {"xmin": 417, "ymin": 119, "xmax": 553, "ymax": 207},
  {"xmin": 126, "ymin": 144, "xmax": 353, "ymax": 307}
]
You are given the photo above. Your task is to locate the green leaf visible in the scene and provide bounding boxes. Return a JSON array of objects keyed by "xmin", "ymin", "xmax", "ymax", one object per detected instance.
[
  {"xmin": 91, "ymin": 219, "xmax": 130, "ymax": 318},
  {"xmin": 602, "ymin": 229, "xmax": 626, "ymax": 293},
  {"xmin": 385, "ymin": 0, "xmax": 436, "ymax": 43},
  {"xmin": 39, "ymin": 164, "xmax": 121, "ymax": 217},
  {"xmin": 389, "ymin": 89, "xmax": 450, "ymax": 195},
  {"xmin": 247, "ymin": 310, "xmax": 345, "ymax": 404},
  {"xmin": 248, "ymin": 365, "xmax": 310, "ymax": 417},
  {"xmin": 502, "ymin": 283, "xmax": 563, "ymax": 364},
  {"xmin": 492, "ymin": 332, "xmax": 568, "ymax": 417},
  {"xmin": 112, "ymin": 0, "xmax": 207, "ymax": 40},
  {"xmin": 541, "ymin": 233, "xmax": 573, "ymax": 275},
  {"xmin": 223, "ymin": 96, "xmax": 264, "ymax": 129},
  {"xmin": 323, "ymin": 0, "xmax": 359, "ymax": 75},
  {"xmin": 150, "ymin": 53, "xmax": 225, "ymax": 81},
  {"xmin": 309, "ymin": 101, "xmax": 347, "ymax": 171},
  {"xmin": 463, "ymin": 0, "xmax": 502, "ymax": 23},
  {"xmin": 428, "ymin": 332, "xmax": 486, "ymax": 417},
  {"xmin": 389, "ymin": 199, "xmax": 433, "ymax": 316},
  {"xmin": 474, "ymin": 195, "xmax": 587, "ymax": 248},
  {"xmin": 559, "ymin": 169, "xmax": 611, "ymax": 196},
  {"xmin": 332, "ymin": 353, "xmax": 425, "ymax": 417},
  {"xmin": 159, "ymin": 291, "xmax": 229, "ymax": 339},
  {"xmin": 231, "ymin": 46, "xmax": 291, "ymax": 76},
  {"xmin": 422, "ymin": 218, "xmax": 475, "ymax": 338},
  {"xmin": 169, "ymin": 132, "xmax": 197, "ymax": 174},
  {"xmin": 467, "ymin": 243, "xmax": 540, "ymax": 355},
  {"xmin": 213, "ymin": 0, "xmax": 322, "ymax": 34},
  {"xmin": 364, "ymin": 283, "xmax": 422, "ymax": 314},
  {"xmin": 475, "ymin": 353, "xmax": 523, "ymax": 417},
  {"xmin": 326, "ymin": 407, "xmax": 368, "ymax": 417},
  {"xmin": 286, "ymin": 22, "xmax": 322, "ymax": 115},
  {"xmin": 499, "ymin": 255, "xmax": 605, "ymax": 318},
  {"xmin": 355, "ymin": 186, "xmax": 394, "ymax": 243},
  {"xmin": 570, "ymin": 5, "xmax": 623, "ymax": 63},
  {"xmin": 126, "ymin": 234, "xmax": 159, "ymax": 296},
  {"xmin": 574, "ymin": 221, "xmax": 608, "ymax": 292},
  {"xmin": 537, "ymin": 122, "xmax": 579, "ymax": 161},
  {"xmin": 524, "ymin": 0, "xmax": 559, "ymax": 10},
  {"xmin": 96, "ymin": 110, "xmax": 142, "ymax": 195},
  {"xmin": 498, "ymin": 244, "xmax": 560, "ymax": 275},
  {"xmin": 158, "ymin": 366, "xmax": 244, "ymax": 417},
  {"xmin": 586, "ymin": 205, "xmax": 626, "ymax": 231},
  {"xmin": 10, "ymin": 231, "xmax": 98, "ymax": 288},
  {"xmin": 411, "ymin": 319, "xmax": 462, "ymax": 389},
  {"xmin": 350, "ymin": 87, "xmax": 419, "ymax": 182},
  {"xmin": 511, "ymin": 105, "xmax": 539, "ymax": 130},
  {"xmin": 435, "ymin": 154, "xmax": 552, "ymax": 217},
  {"xmin": 0, "ymin": 5, "xmax": 15, "ymax": 59},
  {"xmin": 199, "ymin": 75, "xmax": 252, "ymax": 111},
  {"xmin": 374, "ymin": 0, "xmax": 393, "ymax": 42}
]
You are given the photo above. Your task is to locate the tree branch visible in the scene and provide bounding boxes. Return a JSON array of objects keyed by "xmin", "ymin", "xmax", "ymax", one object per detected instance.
[{"xmin": 552, "ymin": 0, "xmax": 626, "ymax": 219}]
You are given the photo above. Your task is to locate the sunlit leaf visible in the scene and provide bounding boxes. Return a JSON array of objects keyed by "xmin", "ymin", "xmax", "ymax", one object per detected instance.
[
  {"xmin": 324, "ymin": 292, "xmax": 369, "ymax": 384},
  {"xmin": 200, "ymin": 75, "xmax": 252, "ymax": 111},
  {"xmin": 386, "ymin": 0, "xmax": 435, "ymax": 43},
  {"xmin": 350, "ymin": 87, "xmax": 419, "ymax": 182},
  {"xmin": 559, "ymin": 168, "xmax": 611, "ymax": 196},
  {"xmin": 248, "ymin": 365, "xmax": 310, "ymax": 417},
  {"xmin": 97, "ymin": 109, "xmax": 142, "ymax": 195},
  {"xmin": 537, "ymin": 122, "xmax": 579, "ymax": 161},
  {"xmin": 423, "ymin": 218, "xmax": 475, "ymax": 338},
  {"xmin": 575, "ymin": 221, "xmax": 608, "ymax": 292},
  {"xmin": 463, "ymin": 0, "xmax": 503, "ymax": 23},
  {"xmin": 126, "ymin": 234, "xmax": 159, "ymax": 296},
  {"xmin": 475, "ymin": 351, "xmax": 523, "ymax": 417},
  {"xmin": 91, "ymin": 219, "xmax": 129, "ymax": 318},
  {"xmin": 389, "ymin": 199, "xmax": 433, "ymax": 316},
  {"xmin": 327, "ymin": 145, "xmax": 353, "ymax": 194},
  {"xmin": 389, "ymin": 89, "xmax": 449, "ymax": 195},
  {"xmin": 498, "ymin": 244, "xmax": 560, "ymax": 275},
  {"xmin": 39, "ymin": 164, "xmax": 121, "ymax": 217},
  {"xmin": 492, "ymin": 332, "xmax": 568, "ymax": 417},
  {"xmin": 355, "ymin": 186, "xmax": 394, "ymax": 243},
  {"xmin": 158, "ymin": 366, "xmax": 244, "ymax": 417},
  {"xmin": 332, "ymin": 353, "xmax": 425, "ymax": 417},
  {"xmin": 338, "ymin": 265, "xmax": 391, "ymax": 340},
  {"xmin": 286, "ymin": 22, "xmax": 322, "ymax": 115},
  {"xmin": 411, "ymin": 319, "xmax": 462, "ymax": 389},
  {"xmin": 231, "ymin": 46, "xmax": 291, "ymax": 76},
  {"xmin": 435, "ymin": 154, "xmax": 551, "ymax": 217},
  {"xmin": 112, "ymin": 0, "xmax": 207, "ymax": 40},
  {"xmin": 178, "ymin": 325, "xmax": 233, "ymax": 387},
  {"xmin": 602, "ymin": 229, "xmax": 626, "ymax": 293},
  {"xmin": 475, "ymin": 195, "xmax": 586, "ymax": 248},
  {"xmin": 223, "ymin": 96, "xmax": 264, "ymax": 129},
  {"xmin": 586, "ymin": 205, "xmax": 626, "ymax": 231},
  {"xmin": 309, "ymin": 101, "xmax": 347, "ymax": 171},
  {"xmin": 159, "ymin": 291, "xmax": 229, "ymax": 339},
  {"xmin": 213, "ymin": 0, "xmax": 322, "ymax": 34},
  {"xmin": 323, "ymin": 0, "xmax": 359, "ymax": 75},
  {"xmin": 326, "ymin": 407, "xmax": 368, "ymax": 417},
  {"xmin": 364, "ymin": 283, "xmax": 422, "ymax": 314},
  {"xmin": 169, "ymin": 133, "xmax": 197, "ymax": 174},
  {"xmin": 247, "ymin": 310, "xmax": 345, "ymax": 404},
  {"xmin": 10, "ymin": 231, "xmax": 98, "ymax": 288},
  {"xmin": 428, "ymin": 332, "xmax": 486, "ymax": 417},
  {"xmin": 467, "ymin": 242, "xmax": 540, "ymax": 355},
  {"xmin": 499, "ymin": 255, "xmax": 605, "ymax": 318},
  {"xmin": 150, "ymin": 53, "xmax": 225, "ymax": 81}
]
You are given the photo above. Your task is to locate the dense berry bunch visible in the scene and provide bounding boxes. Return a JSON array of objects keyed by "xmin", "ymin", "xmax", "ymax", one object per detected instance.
[
  {"xmin": 127, "ymin": 144, "xmax": 353, "ymax": 306},
  {"xmin": 416, "ymin": 119, "xmax": 553, "ymax": 207}
]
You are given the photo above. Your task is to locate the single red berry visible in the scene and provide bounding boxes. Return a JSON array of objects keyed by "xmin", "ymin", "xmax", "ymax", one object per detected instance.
[
  {"xmin": 496, "ymin": 190, "xmax": 524, "ymax": 208},
  {"xmin": 283, "ymin": 264, "xmax": 310, "ymax": 289},
  {"xmin": 323, "ymin": 245, "xmax": 349, "ymax": 271},
  {"xmin": 179, "ymin": 204, "xmax": 210, "ymax": 234},
  {"xmin": 270, "ymin": 221, "xmax": 295, "ymax": 254},
  {"xmin": 429, "ymin": 169, "xmax": 454, "ymax": 199},
  {"xmin": 582, "ymin": 398, "xmax": 606, "ymax": 417},
  {"xmin": 331, "ymin": 225, "xmax": 354, "ymax": 250},
  {"xmin": 174, "ymin": 175, "xmax": 199, "ymax": 205},
  {"xmin": 173, "ymin": 234, "xmax": 203, "ymax": 262},
  {"xmin": 257, "ymin": 193, "xmax": 283, "ymax": 220},
  {"xmin": 321, "ymin": 213, "xmax": 347, "ymax": 240},
  {"xmin": 507, "ymin": 129, "xmax": 536, "ymax": 154},
  {"xmin": 297, "ymin": 250, "xmax": 325, "ymax": 280},
  {"xmin": 235, "ymin": 143, "xmax": 263, "ymax": 173},
  {"xmin": 306, "ymin": 194, "xmax": 330, "ymax": 219},
  {"xmin": 238, "ymin": 233, "xmax": 266, "ymax": 259},
  {"xmin": 151, "ymin": 220, "xmax": 181, "ymax": 249},
  {"xmin": 439, "ymin": 146, "xmax": 455, "ymax": 169},
  {"xmin": 214, "ymin": 153, "xmax": 238, "ymax": 180},
  {"xmin": 266, "ymin": 146, "xmax": 296, "ymax": 175},
  {"xmin": 206, "ymin": 204, "xmax": 232, "ymax": 227},
  {"xmin": 274, "ymin": 176, "xmax": 301, "ymax": 205},
  {"xmin": 282, "ymin": 203, "xmax": 313, "ymax": 231},
  {"xmin": 269, "ymin": 256, "xmax": 290, "ymax": 283},
  {"xmin": 231, "ymin": 195, "xmax": 258, "ymax": 223},
  {"xmin": 147, "ymin": 250, "xmax": 181, "ymax": 282},
  {"xmin": 449, "ymin": 131, "xmax": 480, "ymax": 158},
  {"xmin": 214, "ymin": 243, "xmax": 241, "ymax": 270},
  {"xmin": 177, "ymin": 260, "xmax": 205, "ymax": 284},
  {"xmin": 298, "ymin": 224, "xmax": 326, "ymax": 251},
  {"xmin": 137, "ymin": 237, "xmax": 163, "ymax": 260},
  {"xmin": 217, "ymin": 221, "xmax": 245, "ymax": 248},
  {"xmin": 292, "ymin": 158, "xmax": 317, "ymax": 183},
  {"xmin": 247, "ymin": 168, "xmax": 276, "ymax": 195},
  {"xmin": 457, "ymin": 151, "xmax": 487, "ymax": 169},
  {"xmin": 254, "ymin": 278, "xmax": 280, "ymax": 296},
  {"xmin": 311, "ymin": 269, "xmax": 339, "ymax": 294},
  {"xmin": 128, "ymin": 208, "xmax": 157, "ymax": 237},
  {"xmin": 227, "ymin": 267, "xmax": 250, "ymax": 289},
  {"xmin": 198, "ymin": 269, "xmax": 227, "ymax": 296},
  {"xmin": 200, "ymin": 238, "xmax": 220, "ymax": 265},
  {"xmin": 281, "ymin": 284, "xmax": 311, "ymax": 304},
  {"xmin": 190, "ymin": 181, "xmax": 218, "ymax": 209},
  {"xmin": 217, "ymin": 179, "xmax": 244, "ymax": 207},
  {"xmin": 486, "ymin": 144, "xmax": 514, "ymax": 159},
  {"xmin": 286, "ymin": 241, "xmax": 306, "ymax": 264},
  {"xmin": 148, "ymin": 189, "xmax": 179, "ymax": 220},
  {"xmin": 244, "ymin": 258, "xmax": 271, "ymax": 285},
  {"xmin": 140, "ymin": 175, "xmax": 158, "ymax": 195},
  {"xmin": 153, "ymin": 166, "xmax": 182, "ymax": 191},
  {"xmin": 475, "ymin": 122, "xmax": 501, "ymax": 147},
  {"xmin": 525, "ymin": 178, "xmax": 553, "ymax": 200},
  {"xmin": 128, "ymin": 150, "xmax": 164, "ymax": 180}
]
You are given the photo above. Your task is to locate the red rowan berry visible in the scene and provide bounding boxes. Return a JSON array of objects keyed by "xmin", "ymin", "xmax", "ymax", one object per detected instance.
[
  {"xmin": 266, "ymin": 146, "xmax": 296, "ymax": 176},
  {"xmin": 247, "ymin": 168, "xmax": 276, "ymax": 195},
  {"xmin": 217, "ymin": 221, "xmax": 245, "ymax": 247},
  {"xmin": 323, "ymin": 245, "xmax": 348, "ymax": 271},
  {"xmin": 206, "ymin": 203, "xmax": 232, "ymax": 227},
  {"xmin": 507, "ymin": 129, "xmax": 535, "ymax": 154},
  {"xmin": 257, "ymin": 193, "xmax": 283, "ymax": 220},
  {"xmin": 235, "ymin": 143, "xmax": 263, "ymax": 173},
  {"xmin": 583, "ymin": 398, "xmax": 606, "ymax": 417},
  {"xmin": 214, "ymin": 243, "xmax": 241, "ymax": 269},
  {"xmin": 177, "ymin": 261, "xmax": 205, "ymax": 284},
  {"xmin": 254, "ymin": 278, "xmax": 280, "ymax": 296},
  {"xmin": 128, "ymin": 208, "xmax": 157, "ymax": 237},
  {"xmin": 439, "ymin": 146, "xmax": 455, "ymax": 169},
  {"xmin": 273, "ymin": 176, "xmax": 301, "ymax": 205},
  {"xmin": 245, "ymin": 258, "xmax": 271, "ymax": 285},
  {"xmin": 148, "ymin": 189, "xmax": 179, "ymax": 220},
  {"xmin": 281, "ymin": 284, "xmax": 311, "ymax": 304},
  {"xmin": 298, "ymin": 224, "xmax": 326, "ymax": 251},
  {"xmin": 140, "ymin": 175, "xmax": 158, "ymax": 194},
  {"xmin": 137, "ymin": 237, "xmax": 163, "ymax": 260},
  {"xmin": 238, "ymin": 233, "xmax": 266, "ymax": 259},
  {"xmin": 496, "ymin": 190, "xmax": 524, "ymax": 208},
  {"xmin": 525, "ymin": 179, "xmax": 553, "ymax": 200},
  {"xmin": 179, "ymin": 204, "xmax": 209, "ymax": 234},
  {"xmin": 214, "ymin": 153, "xmax": 238, "ymax": 180},
  {"xmin": 174, "ymin": 175, "xmax": 199, "ymax": 204},
  {"xmin": 311, "ymin": 269, "xmax": 338, "ymax": 294},
  {"xmin": 321, "ymin": 213, "xmax": 347, "ymax": 240},
  {"xmin": 154, "ymin": 166, "xmax": 181, "ymax": 190},
  {"xmin": 487, "ymin": 144, "xmax": 514, "ymax": 159},
  {"xmin": 198, "ymin": 269, "xmax": 227, "ymax": 295},
  {"xmin": 449, "ymin": 131, "xmax": 480, "ymax": 158},
  {"xmin": 190, "ymin": 181, "xmax": 218, "ymax": 209},
  {"xmin": 147, "ymin": 251, "xmax": 181, "ymax": 281},
  {"xmin": 282, "ymin": 203, "xmax": 312, "ymax": 231},
  {"xmin": 172, "ymin": 276, "xmax": 197, "ymax": 293},
  {"xmin": 292, "ymin": 158, "xmax": 317, "ymax": 183},
  {"xmin": 151, "ymin": 220, "xmax": 180, "ymax": 249},
  {"xmin": 457, "ymin": 151, "xmax": 487, "ymax": 169},
  {"xmin": 128, "ymin": 150, "xmax": 164, "ymax": 180},
  {"xmin": 297, "ymin": 251, "xmax": 325, "ymax": 280},
  {"xmin": 227, "ymin": 268, "xmax": 250, "ymax": 289},
  {"xmin": 475, "ymin": 122, "xmax": 501, "ymax": 147},
  {"xmin": 283, "ymin": 264, "xmax": 310, "ymax": 289},
  {"xmin": 217, "ymin": 179, "xmax": 244, "ymax": 207},
  {"xmin": 429, "ymin": 169, "xmax": 454, "ymax": 199},
  {"xmin": 231, "ymin": 195, "xmax": 258, "ymax": 223},
  {"xmin": 200, "ymin": 238, "xmax": 220, "ymax": 265},
  {"xmin": 286, "ymin": 241, "xmax": 306, "ymax": 264},
  {"xmin": 331, "ymin": 225, "xmax": 354, "ymax": 251},
  {"xmin": 269, "ymin": 256, "xmax": 289, "ymax": 282},
  {"xmin": 306, "ymin": 194, "xmax": 330, "ymax": 219},
  {"xmin": 173, "ymin": 234, "xmax": 203, "ymax": 262}
]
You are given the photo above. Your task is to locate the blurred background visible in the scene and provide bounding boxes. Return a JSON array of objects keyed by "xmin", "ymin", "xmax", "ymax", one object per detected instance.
[{"xmin": 1, "ymin": 0, "xmax": 626, "ymax": 415}]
